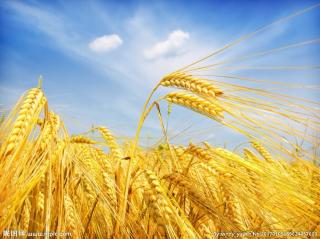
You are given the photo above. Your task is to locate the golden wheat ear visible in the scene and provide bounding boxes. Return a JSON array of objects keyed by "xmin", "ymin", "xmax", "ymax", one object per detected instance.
[
  {"xmin": 161, "ymin": 71, "xmax": 223, "ymax": 97},
  {"xmin": 165, "ymin": 91, "xmax": 224, "ymax": 119},
  {"xmin": 1, "ymin": 88, "xmax": 46, "ymax": 157}
]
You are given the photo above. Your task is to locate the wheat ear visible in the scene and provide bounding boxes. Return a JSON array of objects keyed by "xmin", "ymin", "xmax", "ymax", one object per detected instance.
[
  {"xmin": 64, "ymin": 194, "xmax": 79, "ymax": 238},
  {"xmin": 165, "ymin": 92, "xmax": 224, "ymax": 119},
  {"xmin": 187, "ymin": 143, "xmax": 213, "ymax": 161},
  {"xmin": 161, "ymin": 72, "xmax": 223, "ymax": 97},
  {"xmin": 144, "ymin": 170, "xmax": 174, "ymax": 235},
  {"xmin": 3, "ymin": 88, "xmax": 46, "ymax": 156},
  {"xmin": 251, "ymin": 141, "xmax": 272, "ymax": 162},
  {"xmin": 70, "ymin": 135, "xmax": 96, "ymax": 145},
  {"xmin": 97, "ymin": 127, "xmax": 123, "ymax": 160}
]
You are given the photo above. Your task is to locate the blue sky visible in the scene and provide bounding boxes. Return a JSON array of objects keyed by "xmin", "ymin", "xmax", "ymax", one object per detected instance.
[{"xmin": 0, "ymin": 0, "xmax": 319, "ymax": 147}]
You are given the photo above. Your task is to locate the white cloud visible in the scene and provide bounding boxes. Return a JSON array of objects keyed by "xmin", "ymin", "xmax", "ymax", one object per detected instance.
[
  {"xmin": 144, "ymin": 30, "xmax": 190, "ymax": 60},
  {"xmin": 89, "ymin": 34, "xmax": 123, "ymax": 53}
]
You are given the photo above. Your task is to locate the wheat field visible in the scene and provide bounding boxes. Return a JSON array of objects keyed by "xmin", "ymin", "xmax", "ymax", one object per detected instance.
[
  {"xmin": 0, "ymin": 69, "xmax": 319, "ymax": 238},
  {"xmin": 0, "ymin": 4, "xmax": 320, "ymax": 239}
]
